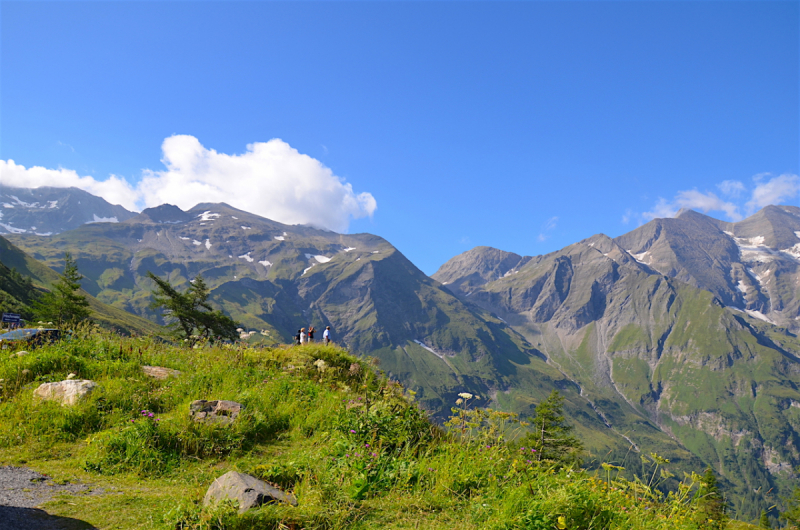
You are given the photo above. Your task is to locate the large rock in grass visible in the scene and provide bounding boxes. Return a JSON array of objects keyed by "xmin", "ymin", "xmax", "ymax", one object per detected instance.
[
  {"xmin": 141, "ymin": 365, "xmax": 181, "ymax": 380},
  {"xmin": 33, "ymin": 380, "xmax": 97, "ymax": 406},
  {"xmin": 203, "ymin": 471, "xmax": 297, "ymax": 513},
  {"xmin": 189, "ymin": 400, "xmax": 242, "ymax": 425}
]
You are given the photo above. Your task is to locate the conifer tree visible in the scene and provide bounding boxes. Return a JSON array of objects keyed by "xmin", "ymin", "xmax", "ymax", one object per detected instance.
[
  {"xmin": 34, "ymin": 252, "xmax": 91, "ymax": 328},
  {"xmin": 147, "ymin": 272, "xmax": 238, "ymax": 347},
  {"xmin": 759, "ymin": 509, "xmax": 771, "ymax": 529},
  {"xmin": 782, "ymin": 486, "xmax": 800, "ymax": 529},
  {"xmin": 694, "ymin": 466, "xmax": 727, "ymax": 530},
  {"xmin": 519, "ymin": 390, "xmax": 582, "ymax": 466}
]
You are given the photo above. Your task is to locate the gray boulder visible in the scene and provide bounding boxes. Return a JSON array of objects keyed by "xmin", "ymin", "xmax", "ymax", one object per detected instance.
[
  {"xmin": 203, "ymin": 471, "xmax": 297, "ymax": 513},
  {"xmin": 33, "ymin": 380, "xmax": 97, "ymax": 406},
  {"xmin": 189, "ymin": 400, "xmax": 242, "ymax": 425}
]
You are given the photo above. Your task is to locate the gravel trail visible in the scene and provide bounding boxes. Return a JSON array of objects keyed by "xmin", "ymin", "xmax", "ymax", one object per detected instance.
[{"xmin": 0, "ymin": 466, "xmax": 97, "ymax": 529}]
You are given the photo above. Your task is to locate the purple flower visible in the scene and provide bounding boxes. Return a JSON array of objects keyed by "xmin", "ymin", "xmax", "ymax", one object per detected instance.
[
  {"xmin": 148, "ymin": 412, "xmax": 154, "ymax": 418},
  {"xmin": 350, "ymin": 429, "xmax": 356, "ymax": 434},
  {"xmin": 345, "ymin": 454, "xmax": 350, "ymax": 458},
  {"xmin": 130, "ymin": 419, "xmax": 135, "ymax": 423},
  {"xmin": 364, "ymin": 443, "xmax": 370, "ymax": 447}
]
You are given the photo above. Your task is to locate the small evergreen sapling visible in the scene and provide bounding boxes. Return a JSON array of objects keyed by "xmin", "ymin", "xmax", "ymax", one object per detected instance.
[
  {"xmin": 33, "ymin": 252, "xmax": 91, "ymax": 328},
  {"xmin": 693, "ymin": 466, "xmax": 727, "ymax": 530},
  {"xmin": 518, "ymin": 390, "xmax": 582, "ymax": 466}
]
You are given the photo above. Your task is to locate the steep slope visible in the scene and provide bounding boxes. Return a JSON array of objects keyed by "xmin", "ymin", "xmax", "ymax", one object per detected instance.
[
  {"xmin": 0, "ymin": 236, "xmax": 161, "ymax": 335},
  {"xmin": 0, "ymin": 186, "xmax": 135, "ymax": 236},
  {"xmin": 435, "ymin": 211, "xmax": 800, "ymax": 519},
  {"xmin": 616, "ymin": 206, "xmax": 800, "ymax": 330},
  {"xmin": 6, "ymin": 204, "xmax": 610, "ymax": 428}
]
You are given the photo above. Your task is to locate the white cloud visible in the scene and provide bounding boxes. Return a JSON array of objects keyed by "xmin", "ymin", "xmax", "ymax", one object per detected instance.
[
  {"xmin": 0, "ymin": 135, "xmax": 377, "ymax": 233},
  {"xmin": 717, "ymin": 180, "xmax": 745, "ymax": 197},
  {"xmin": 0, "ymin": 159, "xmax": 140, "ymax": 210},
  {"xmin": 538, "ymin": 216, "xmax": 558, "ymax": 242},
  {"xmin": 642, "ymin": 189, "xmax": 741, "ymax": 222},
  {"xmin": 746, "ymin": 174, "xmax": 800, "ymax": 213}
]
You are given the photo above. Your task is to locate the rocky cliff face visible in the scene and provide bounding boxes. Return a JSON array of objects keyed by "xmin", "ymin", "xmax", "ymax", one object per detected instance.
[{"xmin": 434, "ymin": 206, "xmax": 800, "ymax": 518}]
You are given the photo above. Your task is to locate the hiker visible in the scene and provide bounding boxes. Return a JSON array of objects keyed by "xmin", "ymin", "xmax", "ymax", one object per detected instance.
[
  {"xmin": 323, "ymin": 326, "xmax": 331, "ymax": 345},
  {"xmin": 294, "ymin": 329, "xmax": 301, "ymax": 345},
  {"xmin": 300, "ymin": 327, "xmax": 307, "ymax": 345},
  {"xmin": 308, "ymin": 326, "xmax": 315, "ymax": 343}
]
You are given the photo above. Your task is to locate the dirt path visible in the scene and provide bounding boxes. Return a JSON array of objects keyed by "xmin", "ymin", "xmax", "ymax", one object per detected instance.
[{"xmin": 0, "ymin": 466, "xmax": 96, "ymax": 530}]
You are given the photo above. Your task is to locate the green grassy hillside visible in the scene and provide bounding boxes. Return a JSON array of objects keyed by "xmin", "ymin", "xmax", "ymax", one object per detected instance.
[
  {"xmin": 0, "ymin": 235, "xmax": 162, "ymax": 336},
  {"xmin": 0, "ymin": 330, "xmax": 768, "ymax": 529}
]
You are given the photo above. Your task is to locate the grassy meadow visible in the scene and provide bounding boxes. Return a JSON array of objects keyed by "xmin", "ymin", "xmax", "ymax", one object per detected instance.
[{"xmin": 0, "ymin": 329, "xmax": 761, "ymax": 529}]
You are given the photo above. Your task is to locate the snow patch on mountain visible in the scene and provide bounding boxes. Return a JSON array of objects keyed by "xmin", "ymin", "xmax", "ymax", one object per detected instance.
[
  {"xmin": 192, "ymin": 240, "xmax": 201, "ymax": 246},
  {"xmin": 205, "ymin": 239, "xmax": 212, "ymax": 250},
  {"xmin": 780, "ymin": 243, "xmax": 800, "ymax": 261},
  {"xmin": 48, "ymin": 201, "xmax": 58, "ymax": 208},
  {"xmin": 0, "ymin": 223, "xmax": 26, "ymax": 234},
  {"xmin": 343, "ymin": 247, "xmax": 356, "ymax": 252},
  {"xmin": 274, "ymin": 236, "xmax": 285, "ymax": 241},
  {"xmin": 258, "ymin": 260, "xmax": 272, "ymax": 267},
  {"xmin": 180, "ymin": 236, "xmax": 190, "ymax": 240},
  {"xmin": 87, "ymin": 214, "xmax": 119, "ymax": 223},
  {"xmin": 746, "ymin": 310, "xmax": 775, "ymax": 324},
  {"xmin": 238, "ymin": 253, "xmax": 254, "ymax": 262},
  {"xmin": 2, "ymin": 203, "xmax": 13, "ymax": 209},
  {"xmin": 629, "ymin": 250, "xmax": 651, "ymax": 264},
  {"xmin": 241, "ymin": 226, "xmax": 251, "ymax": 230},
  {"xmin": 302, "ymin": 264, "xmax": 315, "ymax": 275},
  {"xmin": 736, "ymin": 281, "xmax": 748, "ymax": 294},
  {"xmin": 198, "ymin": 211, "xmax": 220, "ymax": 222},
  {"xmin": 413, "ymin": 339, "xmax": 445, "ymax": 359},
  {"xmin": 305, "ymin": 253, "xmax": 331, "ymax": 263},
  {"xmin": 9, "ymin": 195, "xmax": 38, "ymax": 208}
]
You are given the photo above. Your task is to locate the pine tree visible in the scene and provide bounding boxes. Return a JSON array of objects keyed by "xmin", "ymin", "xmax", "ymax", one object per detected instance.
[
  {"xmin": 519, "ymin": 390, "xmax": 582, "ymax": 466},
  {"xmin": 759, "ymin": 509, "xmax": 771, "ymax": 529},
  {"xmin": 147, "ymin": 272, "xmax": 238, "ymax": 347},
  {"xmin": 694, "ymin": 466, "xmax": 727, "ymax": 530},
  {"xmin": 782, "ymin": 486, "xmax": 800, "ymax": 529},
  {"xmin": 33, "ymin": 252, "xmax": 91, "ymax": 328}
]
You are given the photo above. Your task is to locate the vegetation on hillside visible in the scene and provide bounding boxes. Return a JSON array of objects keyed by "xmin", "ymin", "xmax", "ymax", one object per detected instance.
[
  {"xmin": 33, "ymin": 251, "xmax": 92, "ymax": 328},
  {"xmin": 0, "ymin": 328, "xmax": 784, "ymax": 529}
]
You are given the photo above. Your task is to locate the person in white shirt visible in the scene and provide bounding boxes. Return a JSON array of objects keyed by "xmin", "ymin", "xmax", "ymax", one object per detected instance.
[
  {"xmin": 300, "ymin": 327, "xmax": 307, "ymax": 345},
  {"xmin": 323, "ymin": 326, "xmax": 331, "ymax": 345}
]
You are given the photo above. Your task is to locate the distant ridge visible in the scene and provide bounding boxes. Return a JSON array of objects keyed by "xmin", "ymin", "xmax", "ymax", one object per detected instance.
[{"xmin": 0, "ymin": 186, "xmax": 135, "ymax": 236}]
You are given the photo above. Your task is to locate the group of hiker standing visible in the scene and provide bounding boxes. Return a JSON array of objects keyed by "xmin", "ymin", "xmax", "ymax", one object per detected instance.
[{"xmin": 295, "ymin": 325, "xmax": 331, "ymax": 345}]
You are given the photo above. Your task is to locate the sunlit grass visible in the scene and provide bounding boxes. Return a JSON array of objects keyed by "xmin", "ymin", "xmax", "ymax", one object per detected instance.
[{"xmin": 0, "ymin": 330, "xmax": 758, "ymax": 529}]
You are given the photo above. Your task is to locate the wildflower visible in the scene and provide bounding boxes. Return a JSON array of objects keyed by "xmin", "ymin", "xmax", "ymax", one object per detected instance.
[
  {"xmin": 130, "ymin": 419, "xmax": 135, "ymax": 423},
  {"xmin": 66, "ymin": 373, "xmax": 76, "ymax": 380},
  {"xmin": 313, "ymin": 359, "xmax": 328, "ymax": 372},
  {"xmin": 350, "ymin": 429, "xmax": 356, "ymax": 434},
  {"xmin": 556, "ymin": 516, "xmax": 567, "ymax": 529},
  {"xmin": 456, "ymin": 398, "xmax": 463, "ymax": 405},
  {"xmin": 148, "ymin": 412, "xmax": 154, "ymax": 418},
  {"xmin": 458, "ymin": 392, "xmax": 473, "ymax": 400},
  {"xmin": 364, "ymin": 443, "xmax": 370, "ymax": 447},
  {"xmin": 345, "ymin": 454, "xmax": 350, "ymax": 458}
]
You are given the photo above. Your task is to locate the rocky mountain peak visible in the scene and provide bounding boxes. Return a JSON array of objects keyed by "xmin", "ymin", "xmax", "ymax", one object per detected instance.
[{"xmin": 0, "ymin": 186, "xmax": 135, "ymax": 236}]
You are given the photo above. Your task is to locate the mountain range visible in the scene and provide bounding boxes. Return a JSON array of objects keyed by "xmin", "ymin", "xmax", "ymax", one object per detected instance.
[{"xmin": 1, "ymin": 185, "xmax": 799, "ymax": 520}]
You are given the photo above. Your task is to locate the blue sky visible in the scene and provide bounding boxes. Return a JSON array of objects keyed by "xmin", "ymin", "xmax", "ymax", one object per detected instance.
[{"xmin": 1, "ymin": 1, "xmax": 798, "ymax": 275}]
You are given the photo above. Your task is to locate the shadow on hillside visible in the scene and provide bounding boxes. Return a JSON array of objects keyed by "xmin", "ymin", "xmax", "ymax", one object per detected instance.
[{"xmin": 0, "ymin": 505, "xmax": 96, "ymax": 530}]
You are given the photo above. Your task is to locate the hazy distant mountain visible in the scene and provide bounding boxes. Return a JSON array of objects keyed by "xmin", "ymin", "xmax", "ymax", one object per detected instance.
[
  {"xmin": 434, "ymin": 207, "xmax": 800, "ymax": 519},
  {"xmin": 0, "ymin": 186, "xmax": 135, "ymax": 236}
]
